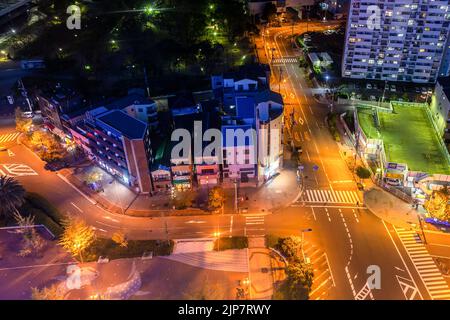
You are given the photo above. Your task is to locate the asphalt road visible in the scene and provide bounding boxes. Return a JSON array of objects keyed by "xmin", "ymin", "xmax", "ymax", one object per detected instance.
[{"xmin": 261, "ymin": 22, "xmax": 450, "ymax": 300}]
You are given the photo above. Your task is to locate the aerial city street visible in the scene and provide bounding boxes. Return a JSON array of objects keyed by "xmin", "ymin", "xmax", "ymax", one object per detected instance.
[{"xmin": 0, "ymin": 0, "xmax": 450, "ymax": 304}]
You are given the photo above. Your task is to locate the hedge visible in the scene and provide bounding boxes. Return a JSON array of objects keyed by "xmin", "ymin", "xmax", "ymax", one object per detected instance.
[
  {"xmin": 83, "ymin": 238, "xmax": 174, "ymax": 262},
  {"xmin": 214, "ymin": 236, "xmax": 248, "ymax": 251},
  {"xmin": 19, "ymin": 193, "xmax": 65, "ymax": 237},
  {"xmin": 24, "ymin": 193, "xmax": 65, "ymax": 224}
]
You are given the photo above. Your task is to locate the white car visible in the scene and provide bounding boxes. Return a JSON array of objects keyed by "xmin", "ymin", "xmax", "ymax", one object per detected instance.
[
  {"xmin": 21, "ymin": 111, "xmax": 34, "ymax": 118},
  {"xmin": 390, "ymin": 85, "xmax": 396, "ymax": 92},
  {"xmin": 385, "ymin": 178, "xmax": 401, "ymax": 186},
  {"xmin": 366, "ymin": 83, "xmax": 372, "ymax": 90}
]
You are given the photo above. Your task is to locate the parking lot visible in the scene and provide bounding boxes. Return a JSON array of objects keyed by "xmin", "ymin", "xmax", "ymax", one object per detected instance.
[{"xmin": 337, "ymin": 81, "xmax": 434, "ymax": 104}]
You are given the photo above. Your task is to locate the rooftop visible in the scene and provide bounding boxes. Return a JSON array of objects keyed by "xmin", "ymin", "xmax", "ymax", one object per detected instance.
[
  {"xmin": 97, "ymin": 110, "xmax": 148, "ymax": 140},
  {"xmin": 357, "ymin": 103, "xmax": 450, "ymax": 175},
  {"xmin": 222, "ymin": 63, "xmax": 270, "ymax": 82},
  {"xmin": 438, "ymin": 77, "xmax": 450, "ymax": 100},
  {"xmin": 105, "ymin": 93, "xmax": 155, "ymax": 110}
]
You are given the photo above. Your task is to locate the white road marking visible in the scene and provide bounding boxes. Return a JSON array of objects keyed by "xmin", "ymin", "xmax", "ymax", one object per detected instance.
[
  {"xmin": 70, "ymin": 202, "xmax": 83, "ymax": 213},
  {"xmin": 56, "ymin": 173, "xmax": 96, "ymax": 205},
  {"xmin": 2, "ymin": 163, "xmax": 37, "ymax": 176},
  {"xmin": 0, "ymin": 132, "xmax": 20, "ymax": 144},
  {"xmin": 394, "ymin": 227, "xmax": 450, "ymax": 300},
  {"xmin": 300, "ymin": 189, "xmax": 361, "ymax": 204},
  {"xmin": 381, "ymin": 221, "xmax": 423, "ymax": 300}
]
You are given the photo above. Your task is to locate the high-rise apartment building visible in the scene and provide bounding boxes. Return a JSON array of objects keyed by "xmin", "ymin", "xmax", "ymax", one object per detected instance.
[{"xmin": 342, "ymin": 0, "xmax": 450, "ymax": 83}]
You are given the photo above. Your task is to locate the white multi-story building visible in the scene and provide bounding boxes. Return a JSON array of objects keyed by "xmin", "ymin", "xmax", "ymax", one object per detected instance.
[{"xmin": 342, "ymin": 0, "xmax": 450, "ymax": 83}]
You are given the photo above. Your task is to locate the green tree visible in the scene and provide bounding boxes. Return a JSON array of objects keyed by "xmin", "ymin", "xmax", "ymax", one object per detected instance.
[
  {"xmin": 84, "ymin": 170, "xmax": 103, "ymax": 184},
  {"xmin": 276, "ymin": 236, "xmax": 302, "ymax": 261},
  {"xmin": 208, "ymin": 186, "xmax": 225, "ymax": 210},
  {"xmin": 15, "ymin": 107, "xmax": 32, "ymax": 133},
  {"xmin": 172, "ymin": 191, "xmax": 195, "ymax": 210},
  {"xmin": 31, "ymin": 284, "xmax": 64, "ymax": 300},
  {"xmin": 14, "ymin": 212, "xmax": 45, "ymax": 257},
  {"xmin": 261, "ymin": 2, "xmax": 277, "ymax": 23},
  {"xmin": 59, "ymin": 216, "xmax": 95, "ymax": 262},
  {"xmin": 424, "ymin": 186, "xmax": 450, "ymax": 222},
  {"xmin": 0, "ymin": 176, "xmax": 26, "ymax": 219},
  {"xmin": 356, "ymin": 166, "xmax": 371, "ymax": 180},
  {"xmin": 278, "ymin": 261, "xmax": 314, "ymax": 300}
]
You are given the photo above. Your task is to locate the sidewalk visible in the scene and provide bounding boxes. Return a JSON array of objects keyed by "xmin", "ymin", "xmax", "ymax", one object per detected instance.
[
  {"xmin": 364, "ymin": 187, "xmax": 420, "ymax": 230},
  {"xmin": 248, "ymin": 237, "xmax": 274, "ymax": 300},
  {"xmin": 225, "ymin": 166, "xmax": 302, "ymax": 215},
  {"xmin": 61, "ymin": 166, "xmax": 210, "ymax": 217}
]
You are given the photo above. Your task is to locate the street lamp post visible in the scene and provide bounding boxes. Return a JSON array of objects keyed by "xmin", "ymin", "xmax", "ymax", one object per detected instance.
[{"xmin": 300, "ymin": 228, "xmax": 313, "ymax": 262}]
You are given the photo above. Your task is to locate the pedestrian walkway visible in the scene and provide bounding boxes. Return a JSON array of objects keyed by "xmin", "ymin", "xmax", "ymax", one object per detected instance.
[
  {"xmin": 305, "ymin": 242, "xmax": 335, "ymax": 300},
  {"xmin": 299, "ymin": 189, "xmax": 360, "ymax": 204},
  {"xmin": 244, "ymin": 215, "xmax": 265, "ymax": 237},
  {"xmin": 172, "ymin": 238, "xmax": 214, "ymax": 254},
  {"xmin": 163, "ymin": 249, "xmax": 249, "ymax": 273},
  {"xmin": 0, "ymin": 132, "xmax": 20, "ymax": 144},
  {"xmin": 271, "ymin": 57, "xmax": 298, "ymax": 65},
  {"xmin": 394, "ymin": 227, "xmax": 450, "ymax": 300},
  {"xmin": 354, "ymin": 283, "xmax": 374, "ymax": 300}
]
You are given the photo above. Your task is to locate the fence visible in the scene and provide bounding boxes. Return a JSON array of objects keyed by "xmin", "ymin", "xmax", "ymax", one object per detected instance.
[{"xmin": 0, "ymin": 224, "xmax": 56, "ymax": 240}]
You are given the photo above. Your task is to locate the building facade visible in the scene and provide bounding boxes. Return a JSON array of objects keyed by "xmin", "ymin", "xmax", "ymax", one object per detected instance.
[
  {"xmin": 69, "ymin": 108, "xmax": 153, "ymax": 193},
  {"xmin": 433, "ymin": 77, "xmax": 450, "ymax": 152},
  {"xmin": 342, "ymin": 0, "xmax": 450, "ymax": 83}
]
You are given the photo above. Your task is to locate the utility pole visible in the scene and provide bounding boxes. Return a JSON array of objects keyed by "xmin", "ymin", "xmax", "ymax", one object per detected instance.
[
  {"xmin": 234, "ymin": 179, "xmax": 238, "ymax": 213},
  {"xmin": 18, "ymin": 79, "xmax": 32, "ymax": 112},
  {"xmin": 143, "ymin": 66, "xmax": 150, "ymax": 97},
  {"xmin": 301, "ymin": 228, "xmax": 313, "ymax": 262},
  {"xmin": 278, "ymin": 67, "xmax": 282, "ymax": 93}
]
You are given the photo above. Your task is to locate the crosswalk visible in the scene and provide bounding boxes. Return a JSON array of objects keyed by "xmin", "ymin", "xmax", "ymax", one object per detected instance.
[
  {"xmin": 272, "ymin": 57, "xmax": 298, "ymax": 64},
  {"xmin": 306, "ymin": 243, "xmax": 335, "ymax": 300},
  {"xmin": 299, "ymin": 189, "xmax": 361, "ymax": 204},
  {"xmin": 244, "ymin": 215, "xmax": 265, "ymax": 237},
  {"xmin": 0, "ymin": 132, "xmax": 20, "ymax": 144},
  {"xmin": 0, "ymin": 164, "xmax": 38, "ymax": 177},
  {"xmin": 355, "ymin": 283, "xmax": 374, "ymax": 300},
  {"xmin": 395, "ymin": 227, "xmax": 450, "ymax": 300}
]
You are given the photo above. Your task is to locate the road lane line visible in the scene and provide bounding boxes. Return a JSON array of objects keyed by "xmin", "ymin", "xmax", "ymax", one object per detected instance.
[
  {"xmin": 56, "ymin": 173, "xmax": 96, "ymax": 205},
  {"xmin": 311, "ymin": 207, "xmax": 317, "ymax": 221},
  {"xmin": 0, "ymin": 261, "xmax": 76, "ymax": 272},
  {"xmin": 229, "ymin": 215, "xmax": 233, "ymax": 236},
  {"xmin": 70, "ymin": 202, "xmax": 83, "ymax": 213},
  {"xmin": 381, "ymin": 221, "xmax": 423, "ymax": 300}
]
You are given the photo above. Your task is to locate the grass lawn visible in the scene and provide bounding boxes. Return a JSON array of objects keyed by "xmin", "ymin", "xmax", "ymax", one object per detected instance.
[
  {"xmin": 83, "ymin": 238, "xmax": 174, "ymax": 262},
  {"xmin": 214, "ymin": 236, "xmax": 248, "ymax": 251},
  {"xmin": 357, "ymin": 105, "xmax": 450, "ymax": 174}
]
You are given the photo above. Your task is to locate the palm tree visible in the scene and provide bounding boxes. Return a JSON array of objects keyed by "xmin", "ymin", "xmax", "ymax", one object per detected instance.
[{"xmin": 0, "ymin": 176, "xmax": 26, "ymax": 219}]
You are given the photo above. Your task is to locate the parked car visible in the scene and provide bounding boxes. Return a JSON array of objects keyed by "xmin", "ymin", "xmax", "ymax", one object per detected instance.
[
  {"xmin": 21, "ymin": 111, "xmax": 34, "ymax": 118},
  {"xmin": 390, "ymin": 85, "xmax": 396, "ymax": 92},
  {"xmin": 366, "ymin": 83, "xmax": 372, "ymax": 90}
]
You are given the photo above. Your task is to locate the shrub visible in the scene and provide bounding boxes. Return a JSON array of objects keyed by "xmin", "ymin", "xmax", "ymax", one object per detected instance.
[
  {"xmin": 24, "ymin": 193, "xmax": 64, "ymax": 224},
  {"xmin": 214, "ymin": 236, "xmax": 248, "ymax": 251},
  {"xmin": 83, "ymin": 238, "xmax": 174, "ymax": 262}
]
